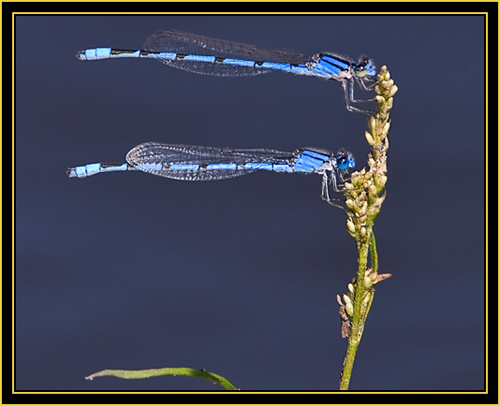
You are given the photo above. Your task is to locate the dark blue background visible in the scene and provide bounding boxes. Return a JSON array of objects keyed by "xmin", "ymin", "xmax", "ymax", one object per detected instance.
[{"xmin": 15, "ymin": 15, "xmax": 485, "ymax": 391}]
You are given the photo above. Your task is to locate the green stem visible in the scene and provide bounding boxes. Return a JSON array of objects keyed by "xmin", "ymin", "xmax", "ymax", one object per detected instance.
[
  {"xmin": 370, "ymin": 231, "xmax": 378, "ymax": 274},
  {"xmin": 339, "ymin": 226, "xmax": 373, "ymax": 390},
  {"xmin": 339, "ymin": 66, "xmax": 397, "ymax": 390}
]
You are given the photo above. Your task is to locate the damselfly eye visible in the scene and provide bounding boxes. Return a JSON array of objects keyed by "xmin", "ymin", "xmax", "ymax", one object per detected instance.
[
  {"xmin": 354, "ymin": 58, "xmax": 376, "ymax": 78},
  {"xmin": 337, "ymin": 158, "xmax": 349, "ymax": 170},
  {"xmin": 335, "ymin": 151, "xmax": 355, "ymax": 170}
]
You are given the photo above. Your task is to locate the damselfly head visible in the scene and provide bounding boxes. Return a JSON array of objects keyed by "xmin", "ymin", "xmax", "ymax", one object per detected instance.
[
  {"xmin": 335, "ymin": 149, "xmax": 355, "ymax": 171},
  {"xmin": 354, "ymin": 57, "xmax": 376, "ymax": 79}
]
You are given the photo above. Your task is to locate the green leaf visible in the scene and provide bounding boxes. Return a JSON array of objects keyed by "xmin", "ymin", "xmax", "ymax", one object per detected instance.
[{"xmin": 85, "ymin": 367, "xmax": 238, "ymax": 390}]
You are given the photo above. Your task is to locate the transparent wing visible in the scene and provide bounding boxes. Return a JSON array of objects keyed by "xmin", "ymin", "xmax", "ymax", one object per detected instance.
[
  {"xmin": 143, "ymin": 29, "xmax": 312, "ymax": 77},
  {"xmin": 126, "ymin": 142, "xmax": 293, "ymax": 181}
]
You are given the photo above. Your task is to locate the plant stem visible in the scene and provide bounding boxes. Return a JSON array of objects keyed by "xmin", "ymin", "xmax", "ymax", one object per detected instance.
[
  {"xmin": 339, "ymin": 66, "xmax": 397, "ymax": 390},
  {"xmin": 339, "ymin": 226, "xmax": 373, "ymax": 390},
  {"xmin": 370, "ymin": 231, "xmax": 378, "ymax": 274}
]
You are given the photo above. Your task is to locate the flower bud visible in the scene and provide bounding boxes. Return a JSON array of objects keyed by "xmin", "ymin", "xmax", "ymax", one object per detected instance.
[
  {"xmin": 346, "ymin": 218, "xmax": 356, "ymax": 234},
  {"xmin": 389, "ymin": 85, "xmax": 398, "ymax": 97},
  {"xmin": 345, "ymin": 301, "xmax": 354, "ymax": 317},
  {"xmin": 365, "ymin": 131, "xmax": 375, "ymax": 145},
  {"xmin": 345, "ymin": 199, "xmax": 355, "ymax": 211}
]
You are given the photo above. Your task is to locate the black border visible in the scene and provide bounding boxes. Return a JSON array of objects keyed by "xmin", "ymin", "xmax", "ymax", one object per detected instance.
[{"xmin": 6, "ymin": 2, "xmax": 496, "ymax": 403}]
